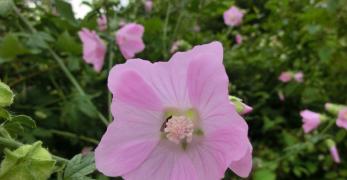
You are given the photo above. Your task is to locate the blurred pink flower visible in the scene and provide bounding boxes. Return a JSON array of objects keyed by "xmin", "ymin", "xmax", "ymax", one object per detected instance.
[
  {"xmin": 278, "ymin": 71, "xmax": 292, "ymax": 83},
  {"xmin": 300, "ymin": 110, "xmax": 321, "ymax": 133},
  {"xmin": 235, "ymin": 34, "xmax": 243, "ymax": 44},
  {"xmin": 97, "ymin": 15, "xmax": 107, "ymax": 32},
  {"xmin": 115, "ymin": 23, "xmax": 145, "ymax": 59},
  {"xmin": 336, "ymin": 108, "xmax": 347, "ymax": 129},
  {"xmin": 223, "ymin": 6, "xmax": 244, "ymax": 27},
  {"xmin": 144, "ymin": 0, "xmax": 153, "ymax": 13},
  {"xmin": 294, "ymin": 71, "xmax": 304, "ymax": 82},
  {"xmin": 95, "ymin": 42, "xmax": 251, "ymax": 179},
  {"xmin": 330, "ymin": 145, "xmax": 341, "ymax": 163},
  {"xmin": 78, "ymin": 28, "xmax": 106, "ymax": 72}
]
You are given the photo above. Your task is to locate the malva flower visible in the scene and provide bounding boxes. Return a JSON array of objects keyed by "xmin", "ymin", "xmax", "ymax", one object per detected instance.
[
  {"xmin": 278, "ymin": 71, "xmax": 292, "ymax": 83},
  {"xmin": 97, "ymin": 15, "xmax": 107, "ymax": 32},
  {"xmin": 300, "ymin": 110, "xmax": 323, "ymax": 133},
  {"xmin": 336, "ymin": 108, "xmax": 347, "ymax": 130},
  {"xmin": 144, "ymin": 0, "xmax": 153, "ymax": 13},
  {"xmin": 294, "ymin": 71, "xmax": 304, "ymax": 82},
  {"xmin": 235, "ymin": 34, "xmax": 243, "ymax": 45},
  {"xmin": 78, "ymin": 28, "xmax": 106, "ymax": 72},
  {"xmin": 223, "ymin": 6, "xmax": 244, "ymax": 27},
  {"xmin": 95, "ymin": 42, "xmax": 252, "ymax": 179},
  {"xmin": 115, "ymin": 23, "xmax": 145, "ymax": 59},
  {"xmin": 326, "ymin": 139, "xmax": 341, "ymax": 163}
]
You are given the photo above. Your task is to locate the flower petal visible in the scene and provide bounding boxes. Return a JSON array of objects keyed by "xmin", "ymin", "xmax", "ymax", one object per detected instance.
[
  {"xmin": 124, "ymin": 141, "xmax": 198, "ymax": 180},
  {"xmin": 108, "ymin": 64, "xmax": 163, "ymax": 111},
  {"xmin": 229, "ymin": 142, "xmax": 253, "ymax": 178},
  {"xmin": 95, "ymin": 102, "xmax": 162, "ymax": 176},
  {"xmin": 186, "ymin": 52, "xmax": 229, "ymax": 115}
]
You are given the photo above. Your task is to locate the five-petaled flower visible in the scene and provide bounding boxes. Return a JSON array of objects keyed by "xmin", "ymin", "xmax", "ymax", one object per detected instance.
[
  {"xmin": 223, "ymin": 6, "xmax": 244, "ymax": 27},
  {"xmin": 95, "ymin": 42, "xmax": 252, "ymax": 179}
]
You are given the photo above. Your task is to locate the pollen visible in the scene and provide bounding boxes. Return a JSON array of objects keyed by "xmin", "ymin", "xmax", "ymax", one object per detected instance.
[{"xmin": 164, "ymin": 116, "xmax": 194, "ymax": 144}]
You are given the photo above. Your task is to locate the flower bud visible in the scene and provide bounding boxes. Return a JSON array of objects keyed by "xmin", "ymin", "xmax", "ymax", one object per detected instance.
[{"xmin": 229, "ymin": 96, "xmax": 253, "ymax": 115}]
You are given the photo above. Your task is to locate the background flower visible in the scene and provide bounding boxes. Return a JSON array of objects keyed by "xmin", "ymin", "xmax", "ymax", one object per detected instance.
[
  {"xmin": 115, "ymin": 23, "xmax": 145, "ymax": 59},
  {"xmin": 78, "ymin": 28, "xmax": 106, "ymax": 72}
]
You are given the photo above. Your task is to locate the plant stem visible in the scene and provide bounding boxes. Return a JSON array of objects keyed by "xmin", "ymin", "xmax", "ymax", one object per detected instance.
[
  {"xmin": 0, "ymin": 137, "xmax": 68, "ymax": 162},
  {"xmin": 12, "ymin": 4, "xmax": 108, "ymax": 126},
  {"xmin": 49, "ymin": 129, "xmax": 99, "ymax": 145},
  {"xmin": 162, "ymin": 4, "xmax": 172, "ymax": 59}
]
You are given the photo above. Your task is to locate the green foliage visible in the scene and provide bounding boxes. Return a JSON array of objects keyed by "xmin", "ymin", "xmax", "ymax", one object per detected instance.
[
  {"xmin": 0, "ymin": 81, "xmax": 14, "ymax": 107},
  {"xmin": 0, "ymin": 141, "xmax": 55, "ymax": 180},
  {"xmin": 63, "ymin": 153, "xmax": 96, "ymax": 180}
]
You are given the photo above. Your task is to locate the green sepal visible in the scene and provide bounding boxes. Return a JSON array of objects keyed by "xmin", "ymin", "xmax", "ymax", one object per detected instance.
[{"xmin": 0, "ymin": 141, "xmax": 56, "ymax": 180}]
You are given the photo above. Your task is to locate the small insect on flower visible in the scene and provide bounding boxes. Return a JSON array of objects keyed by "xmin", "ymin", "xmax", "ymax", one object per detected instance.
[
  {"xmin": 95, "ymin": 42, "xmax": 252, "ymax": 179},
  {"xmin": 78, "ymin": 28, "xmax": 106, "ymax": 72}
]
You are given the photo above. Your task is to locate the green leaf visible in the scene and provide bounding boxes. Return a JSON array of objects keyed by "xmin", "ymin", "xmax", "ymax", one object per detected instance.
[
  {"xmin": 0, "ymin": 0, "xmax": 13, "ymax": 16},
  {"xmin": 0, "ymin": 81, "xmax": 14, "ymax": 107},
  {"xmin": 3, "ymin": 122, "xmax": 24, "ymax": 138},
  {"xmin": 11, "ymin": 115, "xmax": 36, "ymax": 129},
  {"xmin": 0, "ymin": 141, "xmax": 56, "ymax": 180},
  {"xmin": 0, "ymin": 34, "xmax": 28, "ymax": 61},
  {"xmin": 26, "ymin": 31, "xmax": 54, "ymax": 50},
  {"xmin": 55, "ymin": 0, "xmax": 76, "ymax": 22},
  {"xmin": 253, "ymin": 169, "xmax": 276, "ymax": 180},
  {"xmin": 0, "ymin": 108, "xmax": 10, "ymax": 121},
  {"xmin": 64, "ymin": 153, "xmax": 96, "ymax": 180},
  {"xmin": 56, "ymin": 31, "xmax": 82, "ymax": 55}
]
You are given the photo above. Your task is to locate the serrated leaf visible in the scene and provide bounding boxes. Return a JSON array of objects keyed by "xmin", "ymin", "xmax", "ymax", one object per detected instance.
[
  {"xmin": 55, "ymin": 0, "xmax": 76, "ymax": 22},
  {"xmin": 0, "ymin": 34, "xmax": 28, "ymax": 61},
  {"xmin": 56, "ymin": 31, "xmax": 82, "ymax": 55},
  {"xmin": 11, "ymin": 115, "xmax": 36, "ymax": 129},
  {"xmin": 64, "ymin": 153, "xmax": 96, "ymax": 180},
  {"xmin": 3, "ymin": 122, "xmax": 24, "ymax": 138},
  {"xmin": 0, "ymin": 141, "xmax": 56, "ymax": 180}
]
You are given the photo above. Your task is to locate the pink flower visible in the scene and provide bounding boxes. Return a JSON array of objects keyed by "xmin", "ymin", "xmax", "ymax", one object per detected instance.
[
  {"xmin": 229, "ymin": 143, "xmax": 253, "ymax": 177},
  {"xmin": 278, "ymin": 71, "xmax": 292, "ymax": 83},
  {"xmin": 294, "ymin": 71, "xmax": 304, "ymax": 82},
  {"xmin": 97, "ymin": 15, "xmax": 107, "ymax": 31},
  {"xmin": 223, "ymin": 6, "xmax": 244, "ymax": 27},
  {"xmin": 300, "ymin": 110, "xmax": 321, "ymax": 133},
  {"xmin": 115, "ymin": 23, "xmax": 145, "ymax": 59},
  {"xmin": 235, "ymin": 34, "xmax": 243, "ymax": 44},
  {"xmin": 78, "ymin": 28, "xmax": 106, "ymax": 72},
  {"xmin": 336, "ymin": 108, "xmax": 347, "ymax": 129},
  {"xmin": 144, "ymin": 0, "xmax": 153, "ymax": 13},
  {"xmin": 330, "ymin": 145, "xmax": 341, "ymax": 163},
  {"xmin": 95, "ymin": 42, "xmax": 252, "ymax": 179}
]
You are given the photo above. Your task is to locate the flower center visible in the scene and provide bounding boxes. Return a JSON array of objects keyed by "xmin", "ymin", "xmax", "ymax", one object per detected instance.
[{"xmin": 164, "ymin": 116, "xmax": 194, "ymax": 144}]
